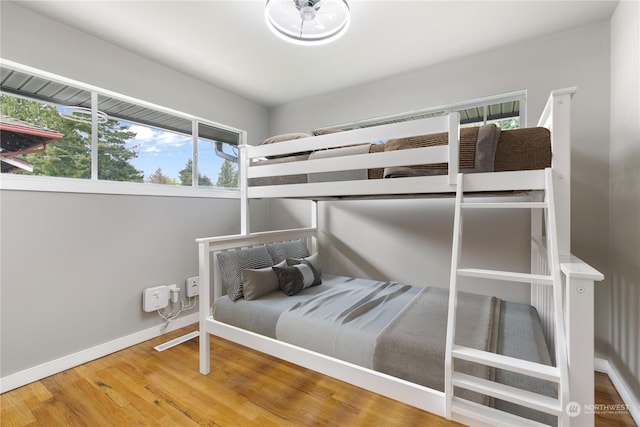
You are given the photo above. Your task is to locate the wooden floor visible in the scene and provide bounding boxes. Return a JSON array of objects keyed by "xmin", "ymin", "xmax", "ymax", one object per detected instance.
[{"xmin": 1, "ymin": 325, "xmax": 636, "ymax": 426}]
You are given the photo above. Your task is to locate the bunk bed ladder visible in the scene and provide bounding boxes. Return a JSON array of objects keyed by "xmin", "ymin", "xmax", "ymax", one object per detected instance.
[{"xmin": 445, "ymin": 169, "xmax": 570, "ymax": 427}]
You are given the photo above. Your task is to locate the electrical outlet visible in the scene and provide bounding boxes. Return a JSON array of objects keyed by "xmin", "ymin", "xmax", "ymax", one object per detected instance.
[
  {"xmin": 143, "ymin": 285, "xmax": 169, "ymax": 312},
  {"xmin": 186, "ymin": 276, "xmax": 199, "ymax": 297}
]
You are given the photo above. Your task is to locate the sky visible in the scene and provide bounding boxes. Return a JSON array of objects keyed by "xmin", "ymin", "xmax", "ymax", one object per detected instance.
[{"xmin": 124, "ymin": 122, "xmax": 225, "ymax": 184}]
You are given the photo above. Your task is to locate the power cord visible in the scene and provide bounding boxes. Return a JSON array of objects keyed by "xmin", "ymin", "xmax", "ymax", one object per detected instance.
[{"xmin": 157, "ymin": 290, "xmax": 197, "ymax": 329}]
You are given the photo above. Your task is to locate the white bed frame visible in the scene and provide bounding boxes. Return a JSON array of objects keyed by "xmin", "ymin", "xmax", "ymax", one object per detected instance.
[{"xmin": 197, "ymin": 88, "xmax": 603, "ymax": 426}]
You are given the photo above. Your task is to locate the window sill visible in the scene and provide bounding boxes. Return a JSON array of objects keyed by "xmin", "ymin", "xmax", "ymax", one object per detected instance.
[{"xmin": 0, "ymin": 174, "xmax": 240, "ymax": 199}]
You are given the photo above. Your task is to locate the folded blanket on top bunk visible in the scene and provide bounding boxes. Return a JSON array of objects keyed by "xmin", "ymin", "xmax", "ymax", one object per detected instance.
[{"xmin": 248, "ymin": 124, "xmax": 552, "ymax": 187}]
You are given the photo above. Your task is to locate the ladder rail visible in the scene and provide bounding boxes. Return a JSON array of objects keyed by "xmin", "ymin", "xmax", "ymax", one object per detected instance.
[
  {"xmin": 444, "ymin": 173, "xmax": 465, "ymax": 418},
  {"xmin": 446, "ymin": 169, "xmax": 570, "ymax": 426},
  {"xmin": 544, "ymin": 168, "xmax": 570, "ymax": 426}
]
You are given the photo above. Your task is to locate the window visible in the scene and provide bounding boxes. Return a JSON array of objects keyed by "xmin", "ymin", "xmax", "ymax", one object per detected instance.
[
  {"xmin": 0, "ymin": 64, "xmax": 243, "ymax": 192},
  {"xmin": 334, "ymin": 91, "xmax": 525, "ymax": 132}
]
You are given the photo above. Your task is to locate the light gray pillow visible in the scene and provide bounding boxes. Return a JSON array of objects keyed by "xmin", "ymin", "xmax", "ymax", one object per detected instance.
[
  {"xmin": 242, "ymin": 260, "xmax": 286, "ymax": 301},
  {"xmin": 217, "ymin": 246, "xmax": 274, "ymax": 301},
  {"xmin": 267, "ymin": 240, "xmax": 310, "ymax": 263}
]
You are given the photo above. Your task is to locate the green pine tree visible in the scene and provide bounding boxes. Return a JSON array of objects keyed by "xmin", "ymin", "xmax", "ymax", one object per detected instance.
[
  {"xmin": 179, "ymin": 159, "xmax": 213, "ymax": 186},
  {"xmin": 147, "ymin": 167, "xmax": 178, "ymax": 185},
  {"xmin": 216, "ymin": 159, "xmax": 238, "ymax": 188},
  {"xmin": 1, "ymin": 95, "xmax": 143, "ymax": 181}
]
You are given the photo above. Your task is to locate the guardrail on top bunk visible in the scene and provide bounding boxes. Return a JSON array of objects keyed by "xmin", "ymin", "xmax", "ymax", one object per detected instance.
[{"xmin": 239, "ymin": 113, "xmax": 460, "ymax": 200}]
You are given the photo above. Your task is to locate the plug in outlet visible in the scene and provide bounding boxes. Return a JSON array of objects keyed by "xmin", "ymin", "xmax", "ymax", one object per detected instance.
[
  {"xmin": 143, "ymin": 285, "xmax": 169, "ymax": 312},
  {"xmin": 168, "ymin": 284, "xmax": 180, "ymax": 303},
  {"xmin": 186, "ymin": 276, "xmax": 199, "ymax": 297}
]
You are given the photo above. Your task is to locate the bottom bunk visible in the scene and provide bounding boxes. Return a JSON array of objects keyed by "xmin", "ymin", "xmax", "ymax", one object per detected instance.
[
  {"xmin": 197, "ymin": 232, "xmax": 570, "ymax": 426},
  {"xmin": 213, "ymin": 273, "xmax": 557, "ymax": 425}
]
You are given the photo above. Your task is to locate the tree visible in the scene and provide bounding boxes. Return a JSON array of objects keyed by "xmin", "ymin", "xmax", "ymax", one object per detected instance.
[
  {"xmin": 147, "ymin": 167, "xmax": 178, "ymax": 185},
  {"xmin": 0, "ymin": 94, "xmax": 143, "ymax": 181},
  {"xmin": 216, "ymin": 159, "xmax": 238, "ymax": 188},
  {"xmin": 496, "ymin": 117, "xmax": 520, "ymax": 130},
  {"xmin": 179, "ymin": 159, "xmax": 213, "ymax": 186}
]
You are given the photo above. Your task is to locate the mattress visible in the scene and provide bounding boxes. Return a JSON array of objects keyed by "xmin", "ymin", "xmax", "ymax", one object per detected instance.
[
  {"xmin": 248, "ymin": 125, "xmax": 551, "ymax": 187},
  {"xmin": 213, "ymin": 274, "xmax": 557, "ymax": 425}
]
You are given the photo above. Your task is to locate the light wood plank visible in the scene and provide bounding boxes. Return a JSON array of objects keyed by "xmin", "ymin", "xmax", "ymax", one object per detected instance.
[{"xmin": 1, "ymin": 326, "xmax": 635, "ymax": 426}]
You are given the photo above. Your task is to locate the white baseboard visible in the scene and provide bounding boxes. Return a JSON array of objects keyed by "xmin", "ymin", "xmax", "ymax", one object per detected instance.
[
  {"xmin": 0, "ymin": 313, "xmax": 198, "ymax": 394},
  {"xmin": 594, "ymin": 357, "xmax": 640, "ymax": 425}
]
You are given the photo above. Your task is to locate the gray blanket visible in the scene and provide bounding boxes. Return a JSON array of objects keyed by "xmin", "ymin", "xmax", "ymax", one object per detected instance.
[
  {"xmin": 275, "ymin": 281, "xmax": 499, "ymax": 405},
  {"xmin": 372, "ymin": 287, "xmax": 500, "ymax": 405},
  {"xmin": 276, "ymin": 279, "xmax": 421, "ymax": 367}
]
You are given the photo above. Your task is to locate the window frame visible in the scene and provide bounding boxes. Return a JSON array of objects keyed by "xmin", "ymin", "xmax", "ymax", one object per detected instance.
[
  {"xmin": 0, "ymin": 59, "xmax": 244, "ymax": 198},
  {"xmin": 333, "ymin": 90, "xmax": 527, "ymax": 131}
]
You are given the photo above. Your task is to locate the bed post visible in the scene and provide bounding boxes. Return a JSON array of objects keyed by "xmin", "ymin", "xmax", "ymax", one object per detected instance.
[
  {"xmin": 561, "ymin": 260, "xmax": 603, "ymax": 427},
  {"xmin": 198, "ymin": 240, "xmax": 211, "ymax": 375},
  {"xmin": 310, "ymin": 200, "xmax": 318, "ymax": 253},
  {"xmin": 447, "ymin": 112, "xmax": 460, "ymax": 185},
  {"xmin": 239, "ymin": 144, "xmax": 250, "ymax": 235},
  {"xmin": 537, "ymin": 88, "xmax": 605, "ymax": 426},
  {"xmin": 537, "ymin": 87, "xmax": 576, "ymax": 256}
]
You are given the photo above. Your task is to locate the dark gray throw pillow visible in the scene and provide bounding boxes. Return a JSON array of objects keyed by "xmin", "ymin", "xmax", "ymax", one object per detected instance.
[
  {"xmin": 286, "ymin": 253, "xmax": 322, "ymax": 286},
  {"xmin": 273, "ymin": 262, "xmax": 320, "ymax": 296}
]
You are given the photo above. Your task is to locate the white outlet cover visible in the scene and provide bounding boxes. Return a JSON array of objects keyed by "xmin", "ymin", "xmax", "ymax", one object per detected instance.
[{"xmin": 186, "ymin": 276, "xmax": 199, "ymax": 297}]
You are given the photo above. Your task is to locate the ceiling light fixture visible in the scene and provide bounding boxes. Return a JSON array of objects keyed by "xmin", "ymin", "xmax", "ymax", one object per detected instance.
[{"xmin": 265, "ymin": 0, "xmax": 350, "ymax": 46}]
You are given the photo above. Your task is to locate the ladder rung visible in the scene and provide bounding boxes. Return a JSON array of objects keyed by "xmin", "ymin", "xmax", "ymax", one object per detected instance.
[
  {"xmin": 451, "ymin": 345, "xmax": 561, "ymax": 382},
  {"xmin": 460, "ymin": 202, "xmax": 548, "ymax": 209},
  {"xmin": 451, "ymin": 397, "xmax": 555, "ymax": 427},
  {"xmin": 457, "ymin": 268, "xmax": 554, "ymax": 285},
  {"xmin": 452, "ymin": 372, "xmax": 562, "ymax": 416}
]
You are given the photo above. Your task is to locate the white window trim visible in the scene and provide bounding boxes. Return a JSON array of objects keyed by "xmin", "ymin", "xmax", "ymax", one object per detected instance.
[
  {"xmin": 0, "ymin": 59, "xmax": 245, "ymax": 198},
  {"xmin": 0, "ymin": 173, "xmax": 240, "ymax": 198}
]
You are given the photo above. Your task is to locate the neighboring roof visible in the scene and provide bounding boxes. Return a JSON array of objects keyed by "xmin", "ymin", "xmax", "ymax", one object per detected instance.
[{"xmin": 0, "ymin": 115, "xmax": 64, "ymax": 173}]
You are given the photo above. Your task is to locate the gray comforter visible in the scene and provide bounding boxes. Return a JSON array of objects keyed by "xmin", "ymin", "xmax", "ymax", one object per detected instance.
[{"xmin": 275, "ymin": 279, "xmax": 499, "ymax": 403}]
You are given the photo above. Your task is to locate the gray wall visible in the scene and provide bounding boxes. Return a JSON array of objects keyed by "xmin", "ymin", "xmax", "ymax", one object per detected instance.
[
  {"xmin": 0, "ymin": 3, "xmax": 270, "ymax": 377},
  {"xmin": 609, "ymin": 0, "xmax": 640, "ymax": 401},
  {"xmin": 270, "ymin": 20, "xmax": 612, "ymax": 354},
  {"xmin": 0, "ymin": 191, "xmax": 239, "ymax": 375}
]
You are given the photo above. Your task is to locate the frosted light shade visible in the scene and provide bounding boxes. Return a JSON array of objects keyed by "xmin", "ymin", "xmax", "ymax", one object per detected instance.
[{"xmin": 265, "ymin": 0, "xmax": 350, "ymax": 46}]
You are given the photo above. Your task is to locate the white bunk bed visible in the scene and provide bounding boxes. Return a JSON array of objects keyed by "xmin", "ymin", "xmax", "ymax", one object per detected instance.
[{"xmin": 197, "ymin": 88, "xmax": 604, "ymax": 426}]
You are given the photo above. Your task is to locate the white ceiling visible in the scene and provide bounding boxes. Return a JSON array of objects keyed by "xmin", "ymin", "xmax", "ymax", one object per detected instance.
[{"xmin": 15, "ymin": 0, "xmax": 617, "ymax": 107}]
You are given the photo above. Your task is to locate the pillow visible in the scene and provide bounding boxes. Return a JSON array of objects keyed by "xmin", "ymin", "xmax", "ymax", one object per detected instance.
[
  {"xmin": 260, "ymin": 133, "xmax": 311, "ymax": 145},
  {"xmin": 266, "ymin": 239, "xmax": 310, "ymax": 263},
  {"xmin": 260, "ymin": 133, "xmax": 312, "ymax": 159},
  {"xmin": 312, "ymin": 128, "xmax": 343, "ymax": 136},
  {"xmin": 217, "ymin": 246, "xmax": 274, "ymax": 301},
  {"xmin": 286, "ymin": 252, "xmax": 322, "ymax": 286},
  {"xmin": 242, "ymin": 260, "xmax": 286, "ymax": 301},
  {"xmin": 273, "ymin": 262, "xmax": 321, "ymax": 296}
]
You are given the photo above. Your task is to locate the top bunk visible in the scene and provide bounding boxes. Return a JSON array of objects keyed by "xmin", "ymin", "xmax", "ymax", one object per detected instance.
[{"xmin": 241, "ymin": 88, "xmax": 575, "ymax": 201}]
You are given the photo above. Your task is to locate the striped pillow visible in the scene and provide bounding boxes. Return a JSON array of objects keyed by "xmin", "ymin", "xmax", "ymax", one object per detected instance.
[{"xmin": 217, "ymin": 246, "xmax": 274, "ymax": 301}]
